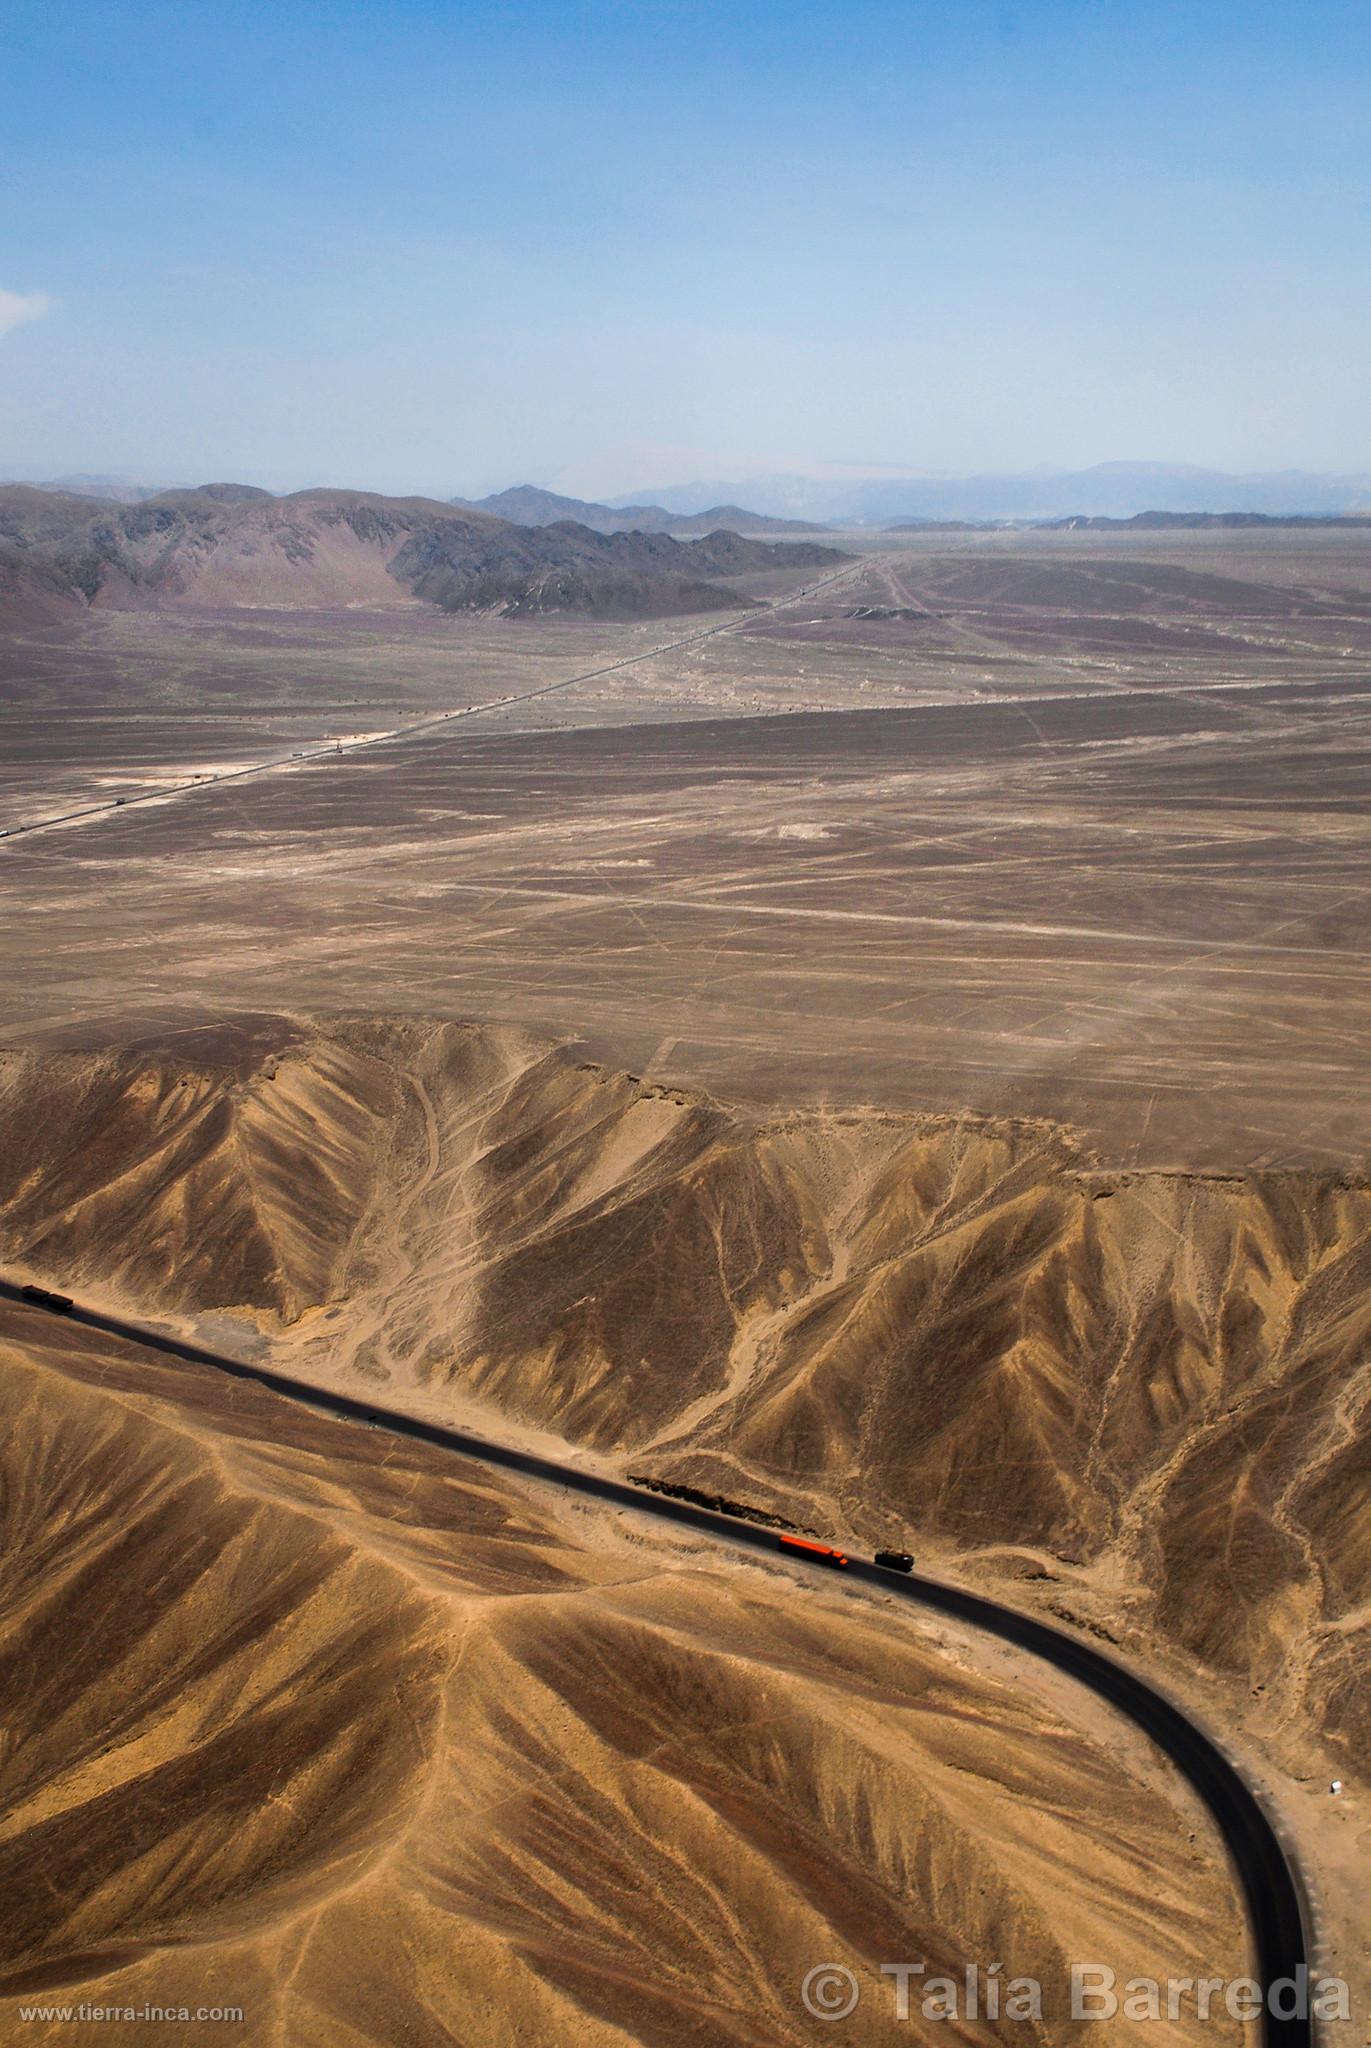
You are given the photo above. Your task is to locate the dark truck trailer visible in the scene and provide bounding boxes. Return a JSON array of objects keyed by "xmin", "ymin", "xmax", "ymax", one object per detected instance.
[
  {"xmin": 875, "ymin": 1549, "xmax": 914, "ymax": 1572},
  {"xmin": 20, "ymin": 1284, "xmax": 75, "ymax": 1314}
]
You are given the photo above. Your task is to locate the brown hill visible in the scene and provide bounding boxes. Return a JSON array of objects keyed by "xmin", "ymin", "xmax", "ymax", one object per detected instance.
[
  {"xmin": 0, "ymin": 486, "xmax": 846, "ymax": 623},
  {"xmin": 2, "ymin": 1014, "xmax": 1367, "ymax": 1786},
  {"xmin": 0, "ymin": 1299, "xmax": 1242, "ymax": 2039}
]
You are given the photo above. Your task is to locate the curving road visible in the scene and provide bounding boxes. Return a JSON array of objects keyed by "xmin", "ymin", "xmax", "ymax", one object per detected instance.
[{"xmin": 1, "ymin": 1277, "xmax": 1314, "ymax": 2044}]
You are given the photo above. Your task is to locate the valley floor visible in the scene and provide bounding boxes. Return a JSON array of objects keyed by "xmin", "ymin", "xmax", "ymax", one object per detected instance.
[{"xmin": 2, "ymin": 530, "xmax": 1368, "ymax": 2038}]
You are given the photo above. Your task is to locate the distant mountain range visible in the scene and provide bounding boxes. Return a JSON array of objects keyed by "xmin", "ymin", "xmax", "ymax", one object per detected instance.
[
  {"xmin": 16, "ymin": 473, "xmax": 175, "ymax": 503},
  {"xmin": 616, "ymin": 462, "xmax": 1371, "ymax": 525},
  {"xmin": 1040, "ymin": 509, "xmax": 1371, "ymax": 531},
  {"xmin": 0, "ymin": 484, "xmax": 846, "ymax": 625},
  {"xmin": 451, "ymin": 483, "xmax": 825, "ymax": 536},
  {"xmin": 16, "ymin": 464, "xmax": 1371, "ymax": 536}
]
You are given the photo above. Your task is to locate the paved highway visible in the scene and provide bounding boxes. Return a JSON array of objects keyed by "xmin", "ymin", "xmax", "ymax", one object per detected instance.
[{"xmin": 0, "ymin": 1276, "xmax": 1314, "ymax": 2044}]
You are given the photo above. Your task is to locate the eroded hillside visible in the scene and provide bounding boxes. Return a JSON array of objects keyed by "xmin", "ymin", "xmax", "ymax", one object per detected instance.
[
  {"xmin": 2, "ymin": 1013, "xmax": 1368, "ymax": 1787},
  {"xmin": 0, "ymin": 485, "xmax": 844, "ymax": 625},
  {"xmin": 0, "ymin": 1304, "xmax": 1244, "ymax": 2043}
]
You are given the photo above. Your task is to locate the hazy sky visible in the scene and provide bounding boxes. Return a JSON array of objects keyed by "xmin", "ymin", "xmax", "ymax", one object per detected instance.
[{"xmin": 3, "ymin": 0, "xmax": 1369, "ymax": 497}]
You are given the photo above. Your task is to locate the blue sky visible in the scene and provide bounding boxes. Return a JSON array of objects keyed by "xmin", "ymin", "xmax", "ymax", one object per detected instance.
[{"xmin": 2, "ymin": 0, "xmax": 1368, "ymax": 495}]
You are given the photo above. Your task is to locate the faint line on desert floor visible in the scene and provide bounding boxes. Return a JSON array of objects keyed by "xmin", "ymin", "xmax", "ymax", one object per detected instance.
[
  {"xmin": 428, "ymin": 882, "xmax": 1371, "ymax": 964},
  {"xmin": 3, "ymin": 561, "xmax": 864, "ymax": 842}
]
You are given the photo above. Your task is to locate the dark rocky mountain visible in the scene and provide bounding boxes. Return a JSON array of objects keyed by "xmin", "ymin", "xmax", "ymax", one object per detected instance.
[
  {"xmin": 457, "ymin": 483, "xmax": 826, "ymax": 536},
  {"xmin": 667, "ymin": 502, "xmax": 828, "ymax": 537},
  {"xmin": 0, "ymin": 485, "xmax": 846, "ymax": 624}
]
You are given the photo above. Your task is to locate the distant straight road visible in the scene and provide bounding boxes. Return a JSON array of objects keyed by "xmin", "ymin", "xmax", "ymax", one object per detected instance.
[
  {"xmin": 0, "ymin": 563, "xmax": 859, "ymax": 843},
  {"xmin": 0, "ymin": 1275, "xmax": 1314, "ymax": 2046}
]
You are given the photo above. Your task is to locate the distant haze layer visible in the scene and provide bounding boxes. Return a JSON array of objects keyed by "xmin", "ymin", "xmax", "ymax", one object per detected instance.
[{"xmin": 617, "ymin": 462, "xmax": 1371, "ymax": 525}]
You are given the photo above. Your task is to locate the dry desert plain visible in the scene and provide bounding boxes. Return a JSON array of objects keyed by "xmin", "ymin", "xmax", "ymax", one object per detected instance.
[{"xmin": 1, "ymin": 528, "xmax": 1370, "ymax": 2041}]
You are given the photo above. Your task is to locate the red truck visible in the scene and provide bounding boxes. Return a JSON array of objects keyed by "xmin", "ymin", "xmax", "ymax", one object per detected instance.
[{"xmin": 778, "ymin": 1534, "xmax": 849, "ymax": 1568}]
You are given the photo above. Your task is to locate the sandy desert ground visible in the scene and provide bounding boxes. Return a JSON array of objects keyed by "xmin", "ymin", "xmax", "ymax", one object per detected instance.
[
  {"xmin": 4, "ymin": 532, "xmax": 1370, "ymax": 1167},
  {"xmin": 1, "ymin": 530, "xmax": 1368, "ymax": 2038}
]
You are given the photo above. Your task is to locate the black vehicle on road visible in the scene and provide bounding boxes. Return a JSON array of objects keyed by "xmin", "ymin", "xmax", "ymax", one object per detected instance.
[{"xmin": 20, "ymin": 1283, "xmax": 74, "ymax": 1314}]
